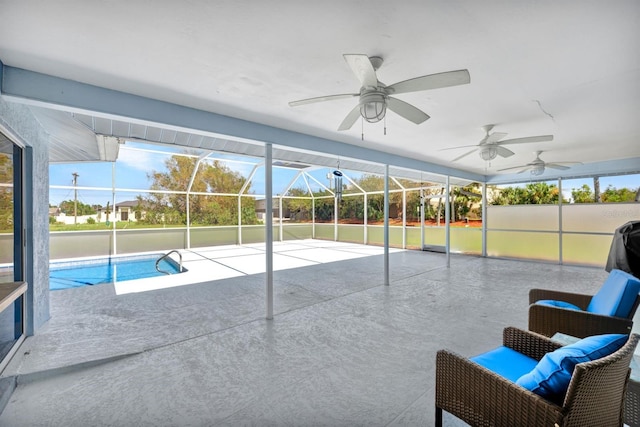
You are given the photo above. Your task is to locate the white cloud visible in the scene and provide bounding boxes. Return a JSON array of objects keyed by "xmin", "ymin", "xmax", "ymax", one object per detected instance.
[{"xmin": 117, "ymin": 147, "xmax": 165, "ymax": 172}]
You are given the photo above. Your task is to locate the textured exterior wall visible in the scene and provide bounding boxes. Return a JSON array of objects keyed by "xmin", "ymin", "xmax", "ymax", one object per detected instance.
[{"xmin": 0, "ymin": 98, "xmax": 50, "ymax": 334}]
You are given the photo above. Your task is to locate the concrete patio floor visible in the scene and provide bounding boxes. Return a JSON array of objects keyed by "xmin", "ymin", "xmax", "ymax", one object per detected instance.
[{"xmin": 0, "ymin": 241, "xmax": 611, "ymax": 426}]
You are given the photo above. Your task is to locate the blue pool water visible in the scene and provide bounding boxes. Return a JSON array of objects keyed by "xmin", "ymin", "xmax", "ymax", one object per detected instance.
[{"xmin": 50, "ymin": 254, "xmax": 183, "ymax": 290}]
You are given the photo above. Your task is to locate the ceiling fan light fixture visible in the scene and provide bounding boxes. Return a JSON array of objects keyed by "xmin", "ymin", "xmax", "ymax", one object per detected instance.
[
  {"xmin": 530, "ymin": 164, "xmax": 545, "ymax": 176},
  {"xmin": 359, "ymin": 92, "xmax": 386, "ymax": 123},
  {"xmin": 479, "ymin": 146, "xmax": 498, "ymax": 161}
]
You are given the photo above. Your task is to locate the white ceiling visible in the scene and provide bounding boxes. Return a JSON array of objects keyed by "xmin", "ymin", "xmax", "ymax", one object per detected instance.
[{"xmin": 0, "ymin": 1, "xmax": 639, "ymax": 178}]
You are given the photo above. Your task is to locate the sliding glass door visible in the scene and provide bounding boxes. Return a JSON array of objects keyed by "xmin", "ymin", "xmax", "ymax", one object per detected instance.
[{"xmin": 0, "ymin": 130, "xmax": 26, "ymax": 371}]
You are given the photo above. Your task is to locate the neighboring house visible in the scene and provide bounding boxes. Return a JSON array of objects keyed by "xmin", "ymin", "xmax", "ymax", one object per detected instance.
[
  {"xmin": 114, "ymin": 200, "xmax": 143, "ymax": 222},
  {"xmin": 254, "ymin": 199, "xmax": 290, "ymax": 222},
  {"xmin": 95, "ymin": 200, "xmax": 148, "ymax": 223},
  {"xmin": 50, "ymin": 200, "xmax": 147, "ymax": 224}
]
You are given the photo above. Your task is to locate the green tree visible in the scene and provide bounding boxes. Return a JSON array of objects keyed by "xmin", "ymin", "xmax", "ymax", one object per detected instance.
[
  {"xmin": 366, "ymin": 194, "xmax": 385, "ymax": 222},
  {"xmin": 601, "ymin": 185, "xmax": 637, "ymax": 203},
  {"xmin": 571, "ymin": 184, "xmax": 595, "ymax": 203},
  {"xmin": 356, "ymin": 174, "xmax": 384, "ymax": 192},
  {"xmin": 350, "ymin": 174, "xmax": 404, "ymax": 222},
  {"xmin": 313, "ymin": 194, "xmax": 334, "ymax": 222},
  {"xmin": 404, "ymin": 189, "xmax": 426, "ymax": 223},
  {"xmin": 451, "ymin": 183, "xmax": 482, "ymax": 221},
  {"xmin": 58, "ymin": 199, "xmax": 97, "ymax": 215},
  {"xmin": 141, "ymin": 154, "xmax": 258, "ymax": 225},
  {"xmin": 285, "ymin": 187, "xmax": 313, "ymax": 222},
  {"xmin": 490, "ymin": 182, "xmax": 562, "ymax": 205},
  {"xmin": 338, "ymin": 195, "xmax": 364, "ymax": 223},
  {"xmin": 0, "ymin": 154, "xmax": 13, "ymax": 231}
]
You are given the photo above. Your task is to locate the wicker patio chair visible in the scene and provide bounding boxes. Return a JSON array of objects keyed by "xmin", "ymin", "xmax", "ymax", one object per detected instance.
[
  {"xmin": 435, "ymin": 327, "xmax": 639, "ymax": 427},
  {"xmin": 529, "ymin": 269, "xmax": 640, "ymax": 338}
]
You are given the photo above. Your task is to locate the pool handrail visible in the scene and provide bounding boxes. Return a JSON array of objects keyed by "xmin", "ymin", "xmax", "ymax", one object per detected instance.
[{"xmin": 155, "ymin": 250, "xmax": 183, "ymax": 275}]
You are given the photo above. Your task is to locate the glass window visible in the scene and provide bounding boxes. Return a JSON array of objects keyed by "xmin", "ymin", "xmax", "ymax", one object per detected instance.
[{"xmin": 0, "ymin": 131, "xmax": 25, "ymax": 368}]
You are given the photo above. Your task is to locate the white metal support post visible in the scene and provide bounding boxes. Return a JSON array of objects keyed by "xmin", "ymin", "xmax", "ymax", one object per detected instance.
[
  {"xmin": 482, "ymin": 183, "xmax": 487, "ymax": 257},
  {"xmin": 558, "ymin": 178, "xmax": 563, "ymax": 265},
  {"xmin": 237, "ymin": 195, "xmax": 242, "ymax": 245},
  {"xmin": 265, "ymin": 144, "xmax": 274, "ymax": 320},
  {"xmin": 420, "ymin": 187, "xmax": 425, "ymax": 250},
  {"xmin": 445, "ymin": 176, "xmax": 451, "ymax": 268},
  {"xmin": 312, "ymin": 198, "xmax": 315, "ymax": 239},
  {"xmin": 384, "ymin": 164, "xmax": 390, "ymax": 286},
  {"xmin": 364, "ymin": 193, "xmax": 368, "ymax": 245},
  {"xmin": 402, "ymin": 189, "xmax": 407, "ymax": 249},
  {"xmin": 279, "ymin": 196, "xmax": 283, "ymax": 242},
  {"xmin": 112, "ymin": 162, "xmax": 117, "ymax": 255}
]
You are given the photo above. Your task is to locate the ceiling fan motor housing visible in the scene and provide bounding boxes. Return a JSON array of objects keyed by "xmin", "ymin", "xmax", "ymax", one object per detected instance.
[{"xmin": 359, "ymin": 90, "xmax": 387, "ymax": 123}]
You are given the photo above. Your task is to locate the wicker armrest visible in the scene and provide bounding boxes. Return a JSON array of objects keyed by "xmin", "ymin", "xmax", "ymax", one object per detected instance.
[
  {"xmin": 502, "ymin": 326, "xmax": 563, "ymax": 361},
  {"xmin": 529, "ymin": 304, "xmax": 633, "ymax": 338},
  {"xmin": 435, "ymin": 349, "xmax": 563, "ymax": 426},
  {"xmin": 529, "ymin": 288, "xmax": 592, "ymax": 309}
]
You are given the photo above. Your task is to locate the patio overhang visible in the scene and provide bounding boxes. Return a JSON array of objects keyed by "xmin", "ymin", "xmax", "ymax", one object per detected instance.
[{"xmin": 1, "ymin": 63, "xmax": 482, "ymax": 186}]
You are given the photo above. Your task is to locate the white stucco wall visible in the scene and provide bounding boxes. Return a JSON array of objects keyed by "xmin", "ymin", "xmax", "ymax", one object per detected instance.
[{"xmin": 0, "ymin": 97, "xmax": 51, "ymax": 334}]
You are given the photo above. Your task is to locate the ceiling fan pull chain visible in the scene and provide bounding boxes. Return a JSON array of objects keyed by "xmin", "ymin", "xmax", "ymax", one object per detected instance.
[
  {"xmin": 384, "ymin": 115, "xmax": 387, "ymax": 136},
  {"xmin": 361, "ymin": 117, "xmax": 364, "ymax": 141}
]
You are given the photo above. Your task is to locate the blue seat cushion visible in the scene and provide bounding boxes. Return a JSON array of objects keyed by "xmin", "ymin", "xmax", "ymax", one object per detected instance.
[
  {"xmin": 587, "ymin": 269, "xmax": 640, "ymax": 317},
  {"xmin": 470, "ymin": 346, "xmax": 538, "ymax": 383},
  {"xmin": 516, "ymin": 333, "xmax": 628, "ymax": 403},
  {"xmin": 536, "ymin": 300, "xmax": 582, "ymax": 311}
]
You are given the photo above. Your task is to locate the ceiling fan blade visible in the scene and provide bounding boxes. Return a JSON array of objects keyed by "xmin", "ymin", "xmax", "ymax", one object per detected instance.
[
  {"xmin": 343, "ymin": 54, "xmax": 378, "ymax": 88},
  {"xmin": 497, "ymin": 135, "xmax": 554, "ymax": 145},
  {"xmin": 452, "ymin": 149, "xmax": 478, "ymax": 162},
  {"xmin": 289, "ymin": 93, "xmax": 358, "ymax": 107},
  {"xmin": 387, "ymin": 69, "xmax": 470, "ymax": 95},
  {"xmin": 496, "ymin": 146, "xmax": 515, "ymax": 158},
  {"xmin": 386, "ymin": 97, "xmax": 430, "ymax": 124},
  {"xmin": 439, "ymin": 144, "xmax": 480, "ymax": 151},
  {"xmin": 545, "ymin": 163, "xmax": 571, "ymax": 170},
  {"xmin": 484, "ymin": 132, "xmax": 508, "ymax": 144},
  {"xmin": 497, "ymin": 165, "xmax": 529, "ymax": 172},
  {"xmin": 337, "ymin": 105, "xmax": 362, "ymax": 131}
]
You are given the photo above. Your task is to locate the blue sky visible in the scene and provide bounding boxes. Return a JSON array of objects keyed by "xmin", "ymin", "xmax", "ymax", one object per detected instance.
[
  {"xmin": 49, "ymin": 142, "xmax": 346, "ymax": 206},
  {"xmin": 49, "ymin": 141, "xmax": 638, "ymax": 207}
]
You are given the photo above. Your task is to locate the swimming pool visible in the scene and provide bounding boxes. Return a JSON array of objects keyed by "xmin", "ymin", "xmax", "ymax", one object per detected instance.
[{"xmin": 50, "ymin": 254, "xmax": 185, "ymax": 290}]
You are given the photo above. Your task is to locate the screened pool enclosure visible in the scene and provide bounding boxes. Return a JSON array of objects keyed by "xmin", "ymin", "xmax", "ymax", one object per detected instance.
[{"xmin": 47, "ymin": 139, "xmax": 640, "ymax": 267}]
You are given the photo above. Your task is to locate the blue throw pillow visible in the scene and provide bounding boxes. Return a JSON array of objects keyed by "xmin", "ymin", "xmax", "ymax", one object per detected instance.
[{"xmin": 516, "ymin": 333, "xmax": 628, "ymax": 403}]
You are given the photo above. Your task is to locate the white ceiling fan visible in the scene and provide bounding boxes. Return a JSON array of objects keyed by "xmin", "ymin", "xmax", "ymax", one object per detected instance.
[
  {"xmin": 497, "ymin": 150, "xmax": 582, "ymax": 176},
  {"xmin": 288, "ymin": 54, "xmax": 470, "ymax": 131},
  {"xmin": 441, "ymin": 125, "xmax": 554, "ymax": 162}
]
